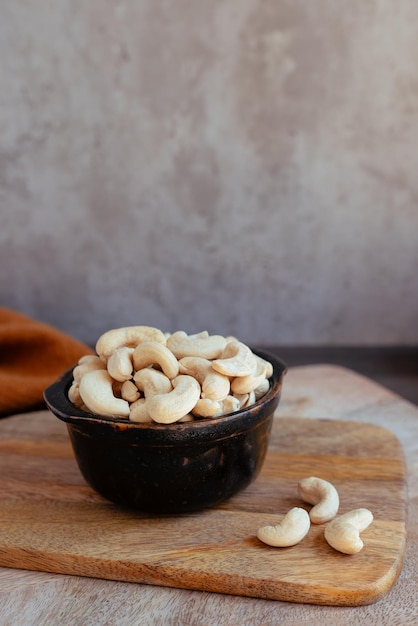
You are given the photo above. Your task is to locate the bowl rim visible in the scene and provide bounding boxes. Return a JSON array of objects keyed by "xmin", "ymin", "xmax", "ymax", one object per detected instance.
[{"xmin": 43, "ymin": 349, "xmax": 287, "ymax": 433}]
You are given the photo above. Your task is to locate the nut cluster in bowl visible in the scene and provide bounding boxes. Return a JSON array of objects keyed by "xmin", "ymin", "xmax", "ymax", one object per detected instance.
[{"xmin": 68, "ymin": 326, "xmax": 274, "ymax": 424}]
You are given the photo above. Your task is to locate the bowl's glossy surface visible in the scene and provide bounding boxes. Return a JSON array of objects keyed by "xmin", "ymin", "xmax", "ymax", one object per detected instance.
[{"xmin": 44, "ymin": 351, "xmax": 286, "ymax": 514}]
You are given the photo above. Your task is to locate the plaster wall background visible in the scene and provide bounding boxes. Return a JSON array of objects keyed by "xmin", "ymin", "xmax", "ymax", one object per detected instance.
[{"xmin": 1, "ymin": 1, "xmax": 417, "ymax": 346}]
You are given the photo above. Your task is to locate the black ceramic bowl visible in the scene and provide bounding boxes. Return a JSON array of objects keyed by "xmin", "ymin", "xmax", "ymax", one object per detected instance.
[{"xmin": 44, "ymin": 350, "xmax": 286, "ymax": 514}]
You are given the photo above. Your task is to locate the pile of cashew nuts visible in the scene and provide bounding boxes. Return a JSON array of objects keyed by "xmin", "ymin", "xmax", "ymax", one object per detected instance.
[
  {"xmin": 257, "ymin": 476, "xmax": 374, "ymax": 554},
  {"xmin": 68, "ymin": 326, "xmax": 274, "ymax": 424}
]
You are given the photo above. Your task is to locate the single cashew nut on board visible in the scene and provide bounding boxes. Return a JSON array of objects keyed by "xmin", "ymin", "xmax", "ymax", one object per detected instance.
[
  {"xmin": 324, "ymin": 508, "xmax": 374, "ymax": 554},
  {"xmin": 298, "ymin": 476, "xmax": 340, "ymax": 524},
  {"xmin": 146, "ymin": 375, "xmax": 201, "ymax": 424},
  {"xmin": 78, "ymin": 369, "xmax": 130, "ymax": 417},
  {"xmin": 257, "ymin": 507, "xmax": 311, "ymax": 547}
]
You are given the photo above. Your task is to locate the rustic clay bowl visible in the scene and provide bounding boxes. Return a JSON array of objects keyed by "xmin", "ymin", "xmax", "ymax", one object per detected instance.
[{"xmin": 44, "ymin": 350, "xmax": 286, "ymax": 514}]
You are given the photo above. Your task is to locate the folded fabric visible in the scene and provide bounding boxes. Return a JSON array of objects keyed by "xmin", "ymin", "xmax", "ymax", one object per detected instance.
[{"xmin": 0, "ymin": 307, "xmax": 94, "ymax": 417}]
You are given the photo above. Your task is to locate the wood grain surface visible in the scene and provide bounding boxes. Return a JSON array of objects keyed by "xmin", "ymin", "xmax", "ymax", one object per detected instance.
[{"xmin": 0, "ymin": 411, "xmax": 407, "ymax": 607}]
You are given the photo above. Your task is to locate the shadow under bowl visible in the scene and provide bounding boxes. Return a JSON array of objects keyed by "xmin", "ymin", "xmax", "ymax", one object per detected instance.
[{"xmin": 44, "ymin": 350, "xmax": 287, "ymax": 514}]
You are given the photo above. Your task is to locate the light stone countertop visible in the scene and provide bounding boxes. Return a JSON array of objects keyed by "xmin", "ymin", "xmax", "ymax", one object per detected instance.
[{"xmin": 1, "ymin": 365, "xmax": 417, "ymax": 625}]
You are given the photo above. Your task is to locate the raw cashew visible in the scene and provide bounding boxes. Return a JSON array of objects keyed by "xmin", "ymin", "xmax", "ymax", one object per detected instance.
[
  {"xmin": 179, "ymin": 357, "xmax": 230, "ymax": 401},
  {"xmin": 107, "ymin": 347, "xmax": 134, "ymax": 382},
  {"xmin": 192, "ymin": 394, "xmax": 242, "ymax": 418},
  {"xmin": 212, "ymin": 340, "xmax": 257, "ymax": 377},
  {"xmin": 78, "ymin": 369, "xmax": 130, "ymax": 417},
  {"xmin": 146, "ymin": 375, "xmax": 201, "ymax": 424},
  {"xmin": 129, "ymin": 398, "xmax": 152, "ymax": 423},
  {"xmin": 220, "ymin": 395, "xmax": 241, "ymax": 414},
  {"xmin": 254, "ymin": 378, "xmax": 270, "ymax": 400},
  {"xmin": 68, "ymin": 381, "xmax": 87, "ymax": 410},
  {"xmin": 167, "ymin": 331, "xmax": 227, "ymax": 359},
  {"xmin": 298, "ymin": 477, "xmax": 340, "ymax": 524},
  {"xmin": 233, "ymin": 392, "xmax": 251, "ymax": 409},
  {"xmin": 72, "ymin": 356, "xmax": 106, "ymax": 382},
  {"xmin": 238, "ymin": 390, "xmax": 256, "ymax": 408},
  {"xmin": 178, "ymin": 413, "xmax": 194, "ymax": 422},
  {"xmin": 133, "ymin": 368, "xmax": 173, "ymax": 398},
  {"xmin": 254, "ymin": 353, "xmax": 274, "ymax": 378},
  {"xmin": 78, "ymin": 354, "xmax": 104, "ymax": 365},
  {"xmin": 202, "ymin": 373, "xmax": 230, "ymax": 401},
  {"xmin": 96, "ymin": 326, "xmax": 166, "ymax": 359},
  {"xmin": 192, "ymin": 398, "xmax": 222, "ymax": 418},
  {"xmin": 178, "ymin": 356, "xmax": 212, "ymax": 382},
  {"xmin": 231, "ymin": 360, "xmax": 267, "ymax": 394},
  {"xmin": 257, "ymin": 508, "xmax": 311, "ymax": 547},
  {"xmin": 120, "ymin": 380, "xmax": 141, "ymax": 403},
  {"xmin": 133, "ymin": 341, "xmax": 179, "ymax": 379},
  {"xmin": 324, "ymin": 508, "xmax": 374, "ymax": 554}
]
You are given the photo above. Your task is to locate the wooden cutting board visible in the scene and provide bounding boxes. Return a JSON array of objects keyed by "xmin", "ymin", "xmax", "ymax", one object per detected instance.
[{"xmin": 0, "ymin": 411, "xmax": 406, "ymax": 606}]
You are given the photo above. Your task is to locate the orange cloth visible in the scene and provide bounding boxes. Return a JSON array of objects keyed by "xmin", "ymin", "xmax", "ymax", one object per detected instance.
[{"xmin": 0, "ymin": 307, "xmax": 94, "ymax": 417}]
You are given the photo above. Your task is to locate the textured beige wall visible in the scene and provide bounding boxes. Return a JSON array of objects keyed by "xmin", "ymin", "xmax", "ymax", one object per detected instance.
[{"xmin": 1, "ymin": 1, "xmax": 417, "ymax": 346}]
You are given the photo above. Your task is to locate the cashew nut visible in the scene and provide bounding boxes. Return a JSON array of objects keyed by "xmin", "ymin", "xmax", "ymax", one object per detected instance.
[
  {"xmin": 178, "ymin": 413, "xmax": 194, "ymax": 422},
  {"xmin": 230, "ymin": 359, "xmax": 267, "ymax": 394},
  {"xmin": 324, "ymin": 508, "xmax": 374, "ymax": 554},
  {"xmin": 202, "ymin": 373, "xmax": 230, "ymax": 401},
  {"xmin": 133, "ymin": 341, "xmax": 179, "ymax": 379},
  {"xmin": 107, "ymin": 347, "xmax": 134, "ymax": 382},
  {"xmin": 146, "ymin": 375, "xmax": 201, "ymax": 424},
  {"xmin": 232, "ymin": 392, "xmax": 251, "ymax": 409},
  {"xmin": 129, "ymin": 398, "xmax": 152, "ymax": 423},
  {"xmin": 254, "ymin": 353, "xmax": 274, "ymax": 378},
  {"xmin": 179, "ymin": 356, "xmax": 230, "ymax": 401},
  {"xmin": 120, "ymin": 380, "xmax": 141, "ymax": 403},
  {"xmin": 192, "ymin": 394, "xmax": 242, "ymax": 418},
  {"xmin": 133, "ymin": 368, "xmax": 173, "ymax": 398},
  {"xmin": 178, "ymin": 356, "xmax": 212, "ymax": 381},
  {"xmin": 96, "ymin": 325, "xmax": 166, "ymax": 360},
  {"xmin": 167, "ymin": 331, "xmax": 227, "ymax": 359},
  {"xmin": 70, "ymin": 356, "xmax": 106, "ymax": 409},
  {"xmin": 78, "ymin": 369, "xmax": 130, "ymax": 417},
  {"xmin": 192, "ymin": 398, "xmax": 222, "ymax": 418},
  {"xmin": 220, "ymin": 395, "xmax": 242, "ymax": 414},
  {"xmin": 235, "ymin": 390, "xmax": 256, "ymax": 409},
  {"xmin": 257, "ymin": 508, "xmax": 311, "ymax": 547},
  {"xmin": 78, "ymin": 354, "xmax": 104, "ymax": 365},
  {"xmin": 72, "ymin": 356, "xmax": 106, "ymax": 382},
  {"xmin": 212, "ymin": 340, "xmax": 257, "ymax": 377},
  {"xmin": 68, "ymin": 381, "xmax": 87, "ymax": 410},
  {"xmin": 254, "ymin": 378, "xmax": 270, "ymax": 400},
  {"xmin": 298, "ymin": 477, "xmax": 340, "ymax": 524}
]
